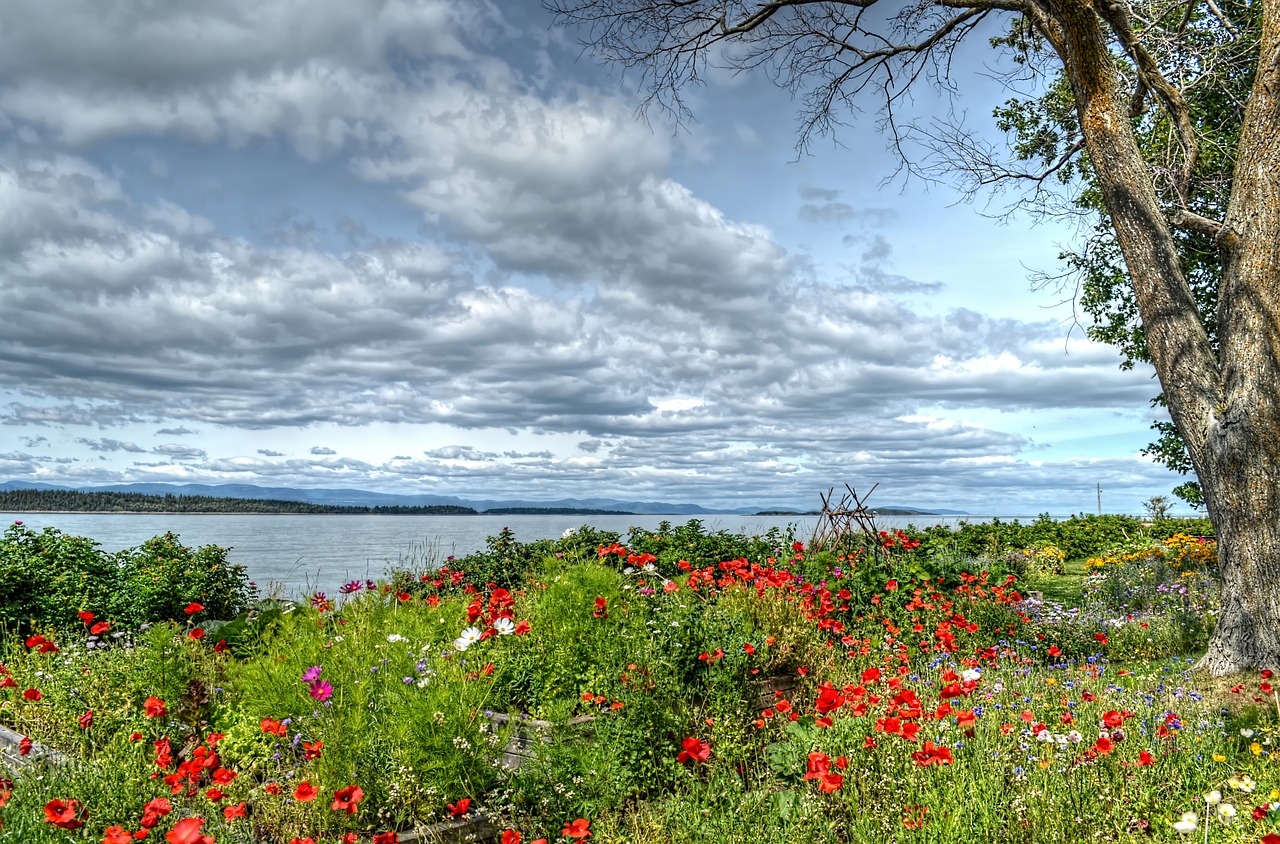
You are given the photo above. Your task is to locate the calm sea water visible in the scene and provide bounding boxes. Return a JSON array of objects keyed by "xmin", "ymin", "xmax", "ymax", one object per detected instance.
[{"xmin": 1, "ymin": 511, "xmax": 977, "ymax": 599}]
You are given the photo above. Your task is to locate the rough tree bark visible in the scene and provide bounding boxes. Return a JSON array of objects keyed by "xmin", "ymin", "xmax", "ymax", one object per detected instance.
[{"xmin": 547, "ymin": 0, "xmax": 1280, "ymax": 673}]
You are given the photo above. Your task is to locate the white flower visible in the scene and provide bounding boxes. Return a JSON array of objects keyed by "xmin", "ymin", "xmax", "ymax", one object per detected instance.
[
  {"xmin": 493, "ymin": 617, "xmax": 515, "ymax": 636},
  {"xmin": 1227, "ymin": 774, "xmax": 1256, "ymax": 793},
  {"xmin": 1066, "ymin": 730, "xmax": 1083, "ymax": 744},
  {"xmin": 1172, "ymin": 812, "xmax": 1198, "ymax": 834},
  {"xmin": 562, "ymin": 527, "xmax": 577, "ymax": 537},
  {"xmin": 387, "ymin": 634, "xmax": 406, "ymax": 644},
  {"xmin": 1240, "ymin": 728, "xmax": 1255, "ymax": 738},
  {"xmin": 1035, "ymin": 729, "xmax": 1052, "ymax": 742},
  {"xmin": 642, "ymin": 562, "xmax": 657, "ymax": 573},
  {"xmin": 1204, "ymin": 790, "xmax": 1222, "ymax": 806},
  {"xmin": 452, "ymin": 627, "xmax": 482, "ymax": 652},
  {"xmin": 1216, "ymin": 803, "xmax": 1237, "ymax": 823},
  {"xmin": 961, "ymin": 668, "xmax": 981, "ymax": 682}
]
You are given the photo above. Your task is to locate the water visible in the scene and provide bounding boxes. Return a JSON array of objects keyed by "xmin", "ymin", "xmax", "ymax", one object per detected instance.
[{"xmin": 0, "ymin": 511, "xmax": 975, "ymax": 599}]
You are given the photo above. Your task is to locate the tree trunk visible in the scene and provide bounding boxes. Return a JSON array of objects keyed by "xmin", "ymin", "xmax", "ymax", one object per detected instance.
[
  {"xmin": 1194, "ymin": 0, "xmax": 1280, "ymax": 675},
  {"xmin": 1197, "ymin": 463, "xmax": 1280, "ymax": 674},
  {"xmin": 1034, "ymin": 0, "xmax": 1280, "ymax": 674}
]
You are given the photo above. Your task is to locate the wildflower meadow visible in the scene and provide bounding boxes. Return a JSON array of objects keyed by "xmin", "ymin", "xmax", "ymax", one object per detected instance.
[{"xmin": 0, "ymin": 515, "xmax": 1276, "ymax": 843}]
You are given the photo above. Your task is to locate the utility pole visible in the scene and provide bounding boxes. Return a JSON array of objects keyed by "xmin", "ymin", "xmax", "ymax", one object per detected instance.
[{"xmin": 1096, "ymin": 483, "xmax": 1101, "ymax": 516}]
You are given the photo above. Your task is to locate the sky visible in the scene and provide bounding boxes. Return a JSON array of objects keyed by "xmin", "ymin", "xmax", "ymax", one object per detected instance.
[{"xmin": 0, "ymin": 0, "xmax": 1191, "ymax": 516}]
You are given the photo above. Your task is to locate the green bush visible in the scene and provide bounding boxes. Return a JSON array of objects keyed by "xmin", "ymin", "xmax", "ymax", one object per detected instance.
[{"xmin": 0, "ymin": 523, "xmax": 256, "ymax": 640}]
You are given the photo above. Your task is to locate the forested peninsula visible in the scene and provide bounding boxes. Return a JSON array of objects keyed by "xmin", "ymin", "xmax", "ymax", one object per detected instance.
[{"xmin": 0, "ymin": 489, "xmax": 480, "ymax": 514}]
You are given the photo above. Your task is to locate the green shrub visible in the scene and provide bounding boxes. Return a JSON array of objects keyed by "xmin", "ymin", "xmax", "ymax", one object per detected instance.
[{"xmin": 0, "ymin": 523, "xmax": 256, "ymax": 641}]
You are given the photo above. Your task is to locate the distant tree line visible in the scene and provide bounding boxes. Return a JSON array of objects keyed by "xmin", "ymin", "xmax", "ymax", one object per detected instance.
[
  {"xmin": 0, "ymin": 490, "xmax": 477, "ymax": 515},
  {"xmin": 0, "ymin": 489, "xmax": 649, "ymax": 516}
]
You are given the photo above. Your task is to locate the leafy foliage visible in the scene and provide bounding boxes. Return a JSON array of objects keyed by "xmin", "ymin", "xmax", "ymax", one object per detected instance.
[{"xmin": 0, "ymin": 523, "xmax": 257, "ymax": 639}]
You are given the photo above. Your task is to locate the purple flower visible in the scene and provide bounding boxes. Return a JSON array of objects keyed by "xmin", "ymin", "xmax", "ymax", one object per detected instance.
[
  {"xmin": 339, "ymin": 580, "xmax": 364, "ymax": 594},
  {"xmin": 308, "ymin": 680, "xmax": 333, "ymax": 702},
  {"xmin": 301, "ymin": 665, "xmax": 323, "ymax": 684}
]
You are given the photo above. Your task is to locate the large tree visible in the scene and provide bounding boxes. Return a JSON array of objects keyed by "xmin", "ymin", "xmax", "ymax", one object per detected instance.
[{"xmin": 546, "ymin": 0, "xmax": 1280, "ymax": 675}]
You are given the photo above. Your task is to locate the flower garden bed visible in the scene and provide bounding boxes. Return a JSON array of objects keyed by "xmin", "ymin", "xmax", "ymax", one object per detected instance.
[{"xmin": 0, "ymin": 519, "xmax": 1277, "ymax": 843}]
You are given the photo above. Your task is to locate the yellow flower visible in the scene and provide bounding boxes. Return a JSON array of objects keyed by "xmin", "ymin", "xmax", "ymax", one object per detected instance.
[
  {"xmin": 1250, "ymin": 742, "xmax": 1263, "ymax": 755},
  {"xmin": 1212, "ymin": 754, "xmax": 1227, "ymax": 762}
]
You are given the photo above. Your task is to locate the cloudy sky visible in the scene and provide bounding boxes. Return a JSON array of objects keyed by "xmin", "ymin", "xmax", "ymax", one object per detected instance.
[{"xmin": 0, "ymin": 0, "xmax": 1188, "ymax": 515}]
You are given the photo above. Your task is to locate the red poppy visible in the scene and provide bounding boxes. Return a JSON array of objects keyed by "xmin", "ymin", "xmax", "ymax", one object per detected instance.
[
  {"xmin": 23, "ymin": 688, "xmax": 41, "ymax": 701},
  {"xmin": 513, "ymin": 620, "xmax": 531, "ymax": 635},
  {"xmin": 1262, "ymin": 834, "xmax": 1280, "ymax": 844},
  {"xmin": 818, "ymin": 772, "xmax": 843, "ymax": 793},
  {"xmin": 303, "ymin": 740, "xmax": 323, "ymax": 759},
  {"xmin": 103, "ymin": 824, "xmax": 133, "ymax": 844},
  {"xmin": 294, "ymin": 781, "xmax": 318, "ymax": 802},
  {"xmin": 213, "ymin": 639, "xmax": 229, "ymax": 653},
  {"xmin": 189, "ymin": 628, "xmax": 206, "ymax": 640},
  {"xmin": 166, "ymin": 817, "xmax": 214, "ymax": 844},
  {"xmin": 204, "ymin": 787, "xmax": 224, "ymax": 801},
  {"xmin": 331, "ymin": 784, "xmax": 364, "ymax": 814},
  {"xmin": 289, "ymin": 838, "xmax": 317, "ymax": 844},
  {"xmin": 1102, "ymin": 710, "xmax": 1123, "ymax": 728},
  {"xmin": 90, "ymin": 621, "xmax": 111, "ymax": 635},
  {"xmin": 502, "ymin": 833, "xmax": 522, "ymax": 844},
  {"xmin": 1094, "ymin": 632, "xmax": 1109, "ymax": 645},
  {"xmin": 449, "ymin": 797, "xmax": 471, "ymax": 816},
  {"xmin": 676, "ymin": 737, "xmax": 711, "ymax": 764},
  {"xmin": 78, "ymin": 611, "xmax": 94, "ymax": 624},
  {"xmin": 911, "ymin": 741, "xmax": 953, "ymax": 767},
  {"xmin": 562, "ymin": 818, "xmax": 592, "ymax": 839},
  {"xmin": 79, "ymin": 710, "xmax": 93, "ymax": 729},
  {"xmin": 814, "ymin": 683, "xmax": 844, "ymax": 714},
  {"xmin": 184, "ymin": 602, "xmax": 205, "ymax": 615},
  {"xmin": 1047, "ymin": 645, "xmax": 1061, "ymax": 657},
  {"xmin": 592, "ymin": 597, "xmax": 608, "ymax": 619},
  {"xmin": 43, "ymin": 798, "xmax": 85, "ymax": 829},
  {"xmin": 373, "ymin": 833, "xmax": 399, "ymax": 844},
  {"xmin": 144, "ymin": 797, "xmax": 173, "ymax": 817},
  {"xmin": 224, "ymin": 802, "xmax": 247, "ymax": 820},
  {"xmin": 1136, "ymin": 750, "xmax": 1154, "ymax": 766},
  {"xmin": 144, "ymin": 697, "xmax": 167, "ymax": 718}
]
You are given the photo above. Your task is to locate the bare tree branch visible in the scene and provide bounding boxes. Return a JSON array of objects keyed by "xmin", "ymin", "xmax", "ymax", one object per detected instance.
[{"xmin": 1170, "ymin": 208, "xmax": 1225, "ymax": 238}]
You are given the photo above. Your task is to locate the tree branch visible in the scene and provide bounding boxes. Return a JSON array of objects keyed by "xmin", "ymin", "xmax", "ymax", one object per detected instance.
[
  {"xmin": 1094, "ymin": 0, "xmax": 1201, "ymax": 203},
  {"xmin": 1169, "ymin": 208, "xmax": 1225, "ymax": 238}
]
